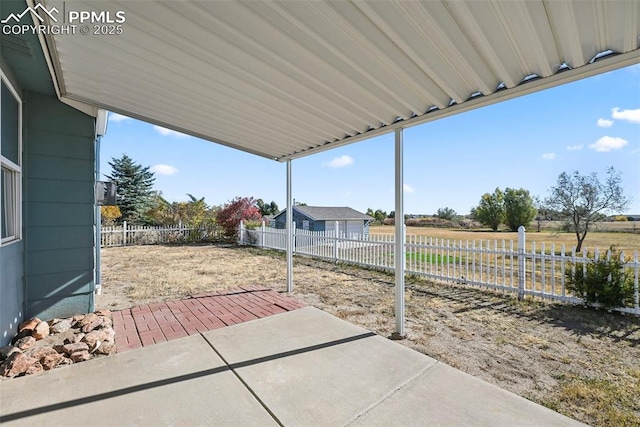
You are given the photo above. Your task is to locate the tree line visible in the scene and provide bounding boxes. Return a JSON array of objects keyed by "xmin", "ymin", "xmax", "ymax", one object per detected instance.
[
  {"xmin": 368, "ymin": 168, "xmax": 630, "ymax": 252},
  {"xmin": 101, "ymin": 154, "xmax": 278, "ymax": 239},
  {"xmin": 104, "ymin": 154, "xmax": 630, "ymax": 252}
]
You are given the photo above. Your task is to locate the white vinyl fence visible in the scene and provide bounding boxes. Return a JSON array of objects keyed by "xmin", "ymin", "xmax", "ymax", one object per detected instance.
[
  {"xmin": 239, "ymin": 221, "xmax": 640, "ymax": 315},
  {"xmin": 101, "ymin": 221, "xmax": 224, "ymax": 247}
]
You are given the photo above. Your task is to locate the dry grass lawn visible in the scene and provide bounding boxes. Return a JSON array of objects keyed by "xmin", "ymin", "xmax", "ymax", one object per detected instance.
[
  {"xmin": 99, "ymin": 244, "xmax": 640, "ymax": 426},
  {"xmin": 370, "ymin": 225, "xmax": 640, "ymax": 255}
]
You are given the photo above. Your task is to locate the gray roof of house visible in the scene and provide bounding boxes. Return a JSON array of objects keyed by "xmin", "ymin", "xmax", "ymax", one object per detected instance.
[{"xmin": 274, "ymin": 206, "xmax": 373, "ymax": 221}]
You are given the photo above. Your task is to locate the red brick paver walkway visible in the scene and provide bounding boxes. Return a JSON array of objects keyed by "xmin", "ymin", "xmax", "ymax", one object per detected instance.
[{"xmin": 112, "ymin": 285, "xmax": 306, "ymax": 352}]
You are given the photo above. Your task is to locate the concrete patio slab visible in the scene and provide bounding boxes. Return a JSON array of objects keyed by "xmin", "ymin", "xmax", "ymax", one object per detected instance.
[
  {"xmin": 203, "ymin": 306, "xmax": 437, "ymax": 426},
  {"xmin": 1, "ymin": 306, "xmax": 585, "ymax": 426},
  {"xmin": 0, "ymin": 334, "xmax": 277, "ymax": 426},
  {"xmin": 350, "ymin": 362, "xmax": 583, "ymax": 426}
]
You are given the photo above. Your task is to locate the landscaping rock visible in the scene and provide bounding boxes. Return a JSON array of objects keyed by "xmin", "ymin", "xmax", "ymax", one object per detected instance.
[
  {"xmin": 50, "ymin": 319, "xmax": 72, "ymax": 334},
  {"xmin": 3, "ymin": 310, "xmax": 116, "ymax": 380},
  {"xmin": 1, "ymin": 353, "xmax": 37, "ymax": 378},
  {"xmin": 98, "ymin": 317, "xmax": 113, "ymax": 329},
  {"xmin": 32, "ymin": 321, "xmax": 50, "ymax": 340},
  {"xmin": 62, "ymin": 342, "xmax": 89, "ymax": 355},
  {"xmin": 30, "ymin": 347, "xmax": 59, "ymax": 360},
  {"xmin": 15, "ymin": 336, "xmax": 36, "ymax": 351},
  {"xmin": 0, "ymin": 345, "xmax": 20, "ymax": 360},
  {"xmin": 25, "ymin": 361, "xmax": 44, "ymax": 375},
  {"xmin": 18, "ymin": 318, "xmax": 41, "ymax": 333},
  {"xmin": 31, "ymin": 348, "xmax": 64, "ymax": 371},
  {"xmin": 81, "ymin": 318, "xmax": 104, "ymax": 333},
  {"xmin": 103, "ymin": 327, "xmax": 116, "ymax": 344},
  {"xmin": 70, "ymin": 351, "xmax": 91, "ymax": 363},
  {"xmin": 71, "ymin": 314, "xmax": 85, "ymax": 327},
  {"xmin": 78, "ymin": 313, "xmax": 98, "ymax": 328},
  {"xmin": 11, "ymin": 329, "xmax": 31, "ymax": 345},
  {"xmin": 57, "ymin": 357, "xmax": 73, "ymax": 366},
  {"xmin": 95, "ymin": 342, "xmax": 116, "ymax": 355},
  {"xmin": 82, "ymin": 330, "xmax": 106, "ymax": 348},
  {"xmin": 64, "ymin": 333, "xmax": 85, "ymax": 345}
]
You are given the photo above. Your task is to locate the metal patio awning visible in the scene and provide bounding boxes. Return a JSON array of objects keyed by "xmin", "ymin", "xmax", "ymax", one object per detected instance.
[{"xmin": 36, "ymin": 0, "xmax": 639, "ymax": 162}]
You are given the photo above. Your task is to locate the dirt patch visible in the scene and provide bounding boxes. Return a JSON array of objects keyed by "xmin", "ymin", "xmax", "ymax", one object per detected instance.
[{"xmin": 99, "ymin": 244, "xmax": 640, "ymax": 426}]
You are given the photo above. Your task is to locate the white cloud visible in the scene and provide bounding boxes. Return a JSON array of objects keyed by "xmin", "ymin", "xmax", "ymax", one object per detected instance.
[
  {"xmin": 589, "ymin": 136, "xmax": 628, "ymax": 152},
  {"xmin": 151, "ymin": 164, "xmax": 179, "ymax": 175},
  {"xmin": 403, "ymin": 184, "xmax": 414, "ymax": 193},
  {"xmin": 323, "ymin": 155, "xmax": 354, "ymax": 168},
  {"xmin": 153, "ymin": 125, "xmax": 189, "ymax": 138},
  {"xmin": 542, "ymin": 153, "xmax": 555, "ymax": 160},
  {"xmin": 566, "ymin": 144, "xmax": 583, "ymax": 151},
  {"xmin": 611, "ymin": 107, "xmax": 640, "ymax": 124},
  {"xmin": 109, "ymin": 112, "xmax": 131, "ymax": 123},
  {"xmin": 597, "ymin": 118, "xmax": 613, "ymax": 128}
]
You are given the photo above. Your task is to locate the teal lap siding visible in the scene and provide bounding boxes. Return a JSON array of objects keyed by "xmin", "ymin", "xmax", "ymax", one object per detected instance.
[
  {"xmin": 0, "ymin": 241, "xmax": 24, "ymax": 346},
  {"xmin": 23, "ymin": 91, "xmax": 96, "ymax": 321}
]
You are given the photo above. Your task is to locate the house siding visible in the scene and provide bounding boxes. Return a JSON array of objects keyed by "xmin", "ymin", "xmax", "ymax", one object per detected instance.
[
  {"xmin": 274, "ymin": 210, "xmax": 319, "ymax": 231},
  {"xmin": 22, "ymin": 91, "xmax": 96, "ymax": 321},
  {"xmin": 273, "ymin": 208, "xmax": 370, "ymax": 235},
  {"xmin": 0, "ymin": 241, "xmax": 23, "ymax": 346}
]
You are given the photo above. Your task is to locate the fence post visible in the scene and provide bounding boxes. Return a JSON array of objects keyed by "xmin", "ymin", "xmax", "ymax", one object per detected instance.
[
  {"xmin": 261, "ymin": 221, "xmax": 266, "ymax": 248},
  {"xmin": 517, "ymin": 226, "xmax": 526, "ymax": 300},
  {"xmin": 123, "ymin": 221, "xmax": 127, "ymax": 246},
  {"xmin": 334, "ymin": 221, "xmax": 339, "ymax": 262},
  {"xmin": 239, "ymin": 220, "xmax": 244, "ymax": 245},
  {"xmin": 292, "ymin": 221, "xmax": 296, "ymax": 254}
]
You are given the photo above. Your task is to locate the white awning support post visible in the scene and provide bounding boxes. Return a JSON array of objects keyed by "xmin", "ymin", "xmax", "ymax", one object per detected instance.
[
  {"xmin": 286, "ymin": 160, "xmax": 294, "ymax": 293},
  {"xmin": 392, "ymin": 128, "xmax": 406, "ymax": 340}
]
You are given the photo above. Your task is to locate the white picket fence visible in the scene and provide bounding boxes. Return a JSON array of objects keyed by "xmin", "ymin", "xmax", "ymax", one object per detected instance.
[
  {"xmin": 239, "ymin": 221, "xmax": 640, "ymax": 315},
  {"xmin": 101, "ymin": 221, "xmax": 224, "ymax": 247}
]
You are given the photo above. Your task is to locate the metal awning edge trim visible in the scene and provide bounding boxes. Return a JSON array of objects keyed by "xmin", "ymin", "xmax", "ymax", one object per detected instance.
[{"xmin": 278, "ymin": 49, "xmax": 640, "ymax": 162}]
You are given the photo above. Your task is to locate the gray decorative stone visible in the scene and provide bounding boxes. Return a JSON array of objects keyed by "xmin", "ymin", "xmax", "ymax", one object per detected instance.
[{"xmin": 50, "ymin": 319, "xmax": 73, "ymax": 334}]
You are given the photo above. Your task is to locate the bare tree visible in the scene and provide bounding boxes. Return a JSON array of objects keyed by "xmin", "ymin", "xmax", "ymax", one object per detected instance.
[{"xmin": 545, "ymin": 167, "xmax": 630, "ymax": 252}]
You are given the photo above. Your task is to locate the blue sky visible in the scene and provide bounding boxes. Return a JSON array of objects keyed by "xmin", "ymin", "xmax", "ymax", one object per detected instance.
[{"xmin": 101, "ymin": 64, "xmax": 640, "ymax": 216}]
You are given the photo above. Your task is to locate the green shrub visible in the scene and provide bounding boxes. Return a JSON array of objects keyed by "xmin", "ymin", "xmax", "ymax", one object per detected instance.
[
  {"xmin": 243, "ymin": 220, "xmax": 262, "ymax": 230},
  {"xmin": 566, "ymin": 249, "xmax": 635, "ymax": 309}
]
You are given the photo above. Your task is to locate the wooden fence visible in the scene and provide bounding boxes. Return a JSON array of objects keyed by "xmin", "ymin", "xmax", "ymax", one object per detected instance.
[
  {"xmin": 101, "ymin": 221, "xmax": 224, "ymax": 247},
  {"xmin": 239, "ymin": 221, "xmax": 640, "ymax": 315}
]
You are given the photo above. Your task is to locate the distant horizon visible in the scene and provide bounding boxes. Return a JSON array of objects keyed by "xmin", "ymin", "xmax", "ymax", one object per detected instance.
[{"xmin": 101, "ymin": 64, "xmax": 640, "ymax": 216}]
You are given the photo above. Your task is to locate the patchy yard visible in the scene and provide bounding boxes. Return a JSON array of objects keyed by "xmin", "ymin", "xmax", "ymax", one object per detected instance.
[{"xmin": 99, "ymin": 244, "xmax": 640, "ymax": 426}]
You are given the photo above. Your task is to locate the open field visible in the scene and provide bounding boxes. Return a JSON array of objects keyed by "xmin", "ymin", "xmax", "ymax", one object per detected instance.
[
  {"xmin": 370, "ymin": 225, "xmax": 640, "ymax": 255},
  {"xmin": 99, "ymin": 244, "xmax": 640, "ymax": 426}
]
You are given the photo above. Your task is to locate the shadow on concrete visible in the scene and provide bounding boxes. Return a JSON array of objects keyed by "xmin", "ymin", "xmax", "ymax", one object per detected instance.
[{"xmin": 0, "ymin": 331, "xmax": 375, "ymax": 423}]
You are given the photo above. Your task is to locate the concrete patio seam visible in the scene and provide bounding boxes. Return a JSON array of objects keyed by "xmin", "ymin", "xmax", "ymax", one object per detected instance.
[
  {"xmin": 343, "ymin": 360, "xmax": 442, "ymax": 427},
  {"xmin": 202, "ymin": 332, "xmax": 285, "ymax": 427}
]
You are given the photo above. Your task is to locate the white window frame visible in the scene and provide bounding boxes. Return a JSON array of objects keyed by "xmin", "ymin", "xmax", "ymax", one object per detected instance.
[{"xmin": 0, "ymin": 69, "xmax": 22, "ymax": 245}]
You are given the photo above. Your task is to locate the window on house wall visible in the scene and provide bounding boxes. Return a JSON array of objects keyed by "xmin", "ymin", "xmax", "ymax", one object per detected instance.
[{"xmin": 1, "ymin": 75, "xmax": 22, "ymax": 244}]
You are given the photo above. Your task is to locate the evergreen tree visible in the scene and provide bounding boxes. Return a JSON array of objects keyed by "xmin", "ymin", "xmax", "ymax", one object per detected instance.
[
  {"xmin": 256, "ymin": 199, "xmax": 280, "ymax": 216},
  {"xmin": 105, "ymin": 154, "xmax": 155, "ymax": 224}
]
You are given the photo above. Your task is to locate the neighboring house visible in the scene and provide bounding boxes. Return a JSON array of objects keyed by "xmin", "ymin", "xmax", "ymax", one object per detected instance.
[
  {"xmin": 272, "ymin": 206, "xmax": 374, "ymax": 237},
  {"xmin": 263, "ymin": 215, "xmax": 275, "ymax": 226},
  {"xmin": 0, "ymin": 0, "xmax": 101, "ymax": 345}
]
